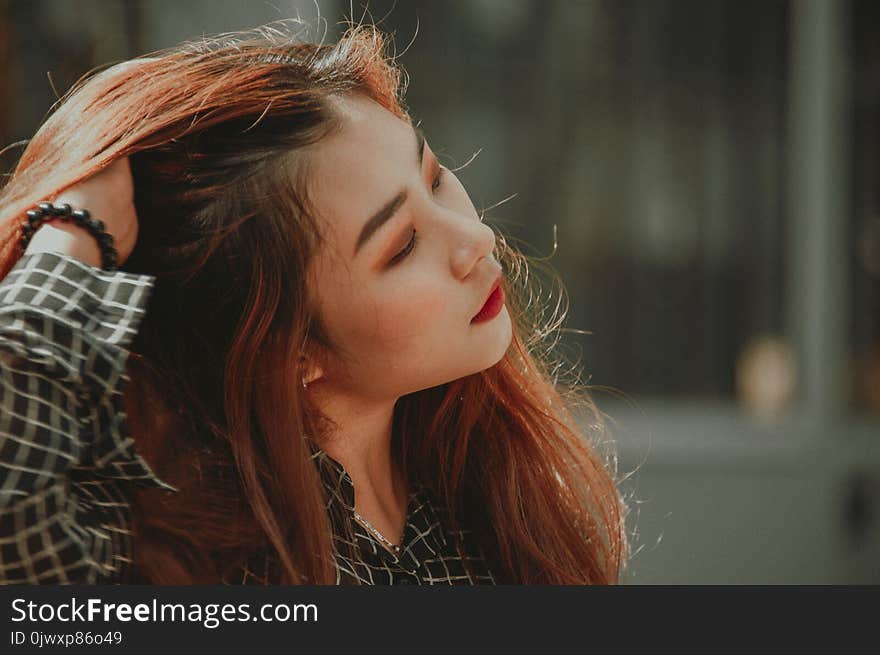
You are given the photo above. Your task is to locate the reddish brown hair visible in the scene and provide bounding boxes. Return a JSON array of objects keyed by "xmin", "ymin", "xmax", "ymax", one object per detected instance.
[{"xmin": 0, "ymin": 21, "xmax": 629, "ymax": 583}]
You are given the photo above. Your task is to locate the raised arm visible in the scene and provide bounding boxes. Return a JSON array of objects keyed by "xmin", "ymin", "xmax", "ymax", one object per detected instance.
[{"xmin": 0, "ymin": 158, "xmax": 175, "ymax": 583}]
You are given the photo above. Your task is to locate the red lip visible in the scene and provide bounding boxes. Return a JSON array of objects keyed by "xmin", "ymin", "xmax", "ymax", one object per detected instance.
[{"xmin": 471, "ymin": 272, "xmax": 505, "ymax": 324}]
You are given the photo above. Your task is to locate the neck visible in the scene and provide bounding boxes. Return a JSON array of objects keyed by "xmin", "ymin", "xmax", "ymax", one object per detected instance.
[{"xmin": 308, "ymin": 383, "xmax": 408, "ymax": 515}]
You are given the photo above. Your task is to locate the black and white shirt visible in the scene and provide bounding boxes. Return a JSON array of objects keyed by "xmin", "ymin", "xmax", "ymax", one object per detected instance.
[{"xmin": 0, "ymin": 251, "xmax": 497, "ymax": 585}]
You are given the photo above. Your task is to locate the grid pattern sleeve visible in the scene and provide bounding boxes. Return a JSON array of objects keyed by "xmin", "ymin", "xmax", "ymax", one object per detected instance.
[{"xmin": 0, "ymin": 251, "xmax": 175, "ymax": 584}]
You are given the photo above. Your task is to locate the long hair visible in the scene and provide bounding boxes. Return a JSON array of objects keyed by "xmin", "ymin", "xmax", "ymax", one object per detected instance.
[{"xmin": 0, "ymin": 21, "xmax": 629, "ymax": 584}]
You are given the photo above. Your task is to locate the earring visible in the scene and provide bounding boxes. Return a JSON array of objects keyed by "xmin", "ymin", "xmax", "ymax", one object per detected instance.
[{"xmin": 301, "ymin": 377, "xmax": 308, "ymax": 389}]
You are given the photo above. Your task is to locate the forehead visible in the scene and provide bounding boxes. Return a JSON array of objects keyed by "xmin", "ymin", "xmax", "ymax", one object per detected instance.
[
  {"xmin": 327, "ymin": 93, "xmax": 411, "ymax": 147},
  {"xmin": 305, "ymin": 94, "xmax": 415, "ymax": 258}
]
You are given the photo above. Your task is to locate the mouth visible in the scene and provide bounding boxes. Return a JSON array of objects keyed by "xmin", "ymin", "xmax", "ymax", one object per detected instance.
[{"xmin": 470, "ymin": 273, "xmax": 505, "ymax": 324}]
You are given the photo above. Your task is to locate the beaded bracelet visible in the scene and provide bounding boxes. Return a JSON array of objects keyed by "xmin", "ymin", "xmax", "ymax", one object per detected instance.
[{"xmin": 20, "ymin": 201, "xmax": 119, "ymax": 271}]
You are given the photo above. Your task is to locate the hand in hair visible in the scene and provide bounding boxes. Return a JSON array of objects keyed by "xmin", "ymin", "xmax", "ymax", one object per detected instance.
[{"xmin": 26, "ymin": 156, "xmax": 139, "ymax": 267}]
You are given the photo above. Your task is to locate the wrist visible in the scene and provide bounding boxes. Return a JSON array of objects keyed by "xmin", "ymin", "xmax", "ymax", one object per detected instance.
[
  {"xmin": 24, "ymin": 221, "xmax": 103, "ymax": 268},
  {"xmin": 21, "ymin": 201, "xmax": 120, "ymax": 270}
]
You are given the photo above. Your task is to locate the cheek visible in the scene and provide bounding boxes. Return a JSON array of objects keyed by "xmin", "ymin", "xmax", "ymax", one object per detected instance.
[{"xmin": 372, "ymin": 284, "xmax": 451, "ymax": 344}]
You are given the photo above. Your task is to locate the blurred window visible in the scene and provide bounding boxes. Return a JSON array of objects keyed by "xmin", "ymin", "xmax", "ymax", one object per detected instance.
[{"xmin": 852, "ymin": 0, "xmax": 880, "ymax": 416}]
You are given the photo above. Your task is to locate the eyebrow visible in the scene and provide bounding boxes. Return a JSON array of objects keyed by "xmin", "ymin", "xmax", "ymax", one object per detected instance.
[{"xmin": 353, "ymin": 124, "xmax": 427, "ymax": 257}]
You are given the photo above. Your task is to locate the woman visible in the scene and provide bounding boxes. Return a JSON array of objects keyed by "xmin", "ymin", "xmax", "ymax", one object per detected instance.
[{"xmin": 0, "ymin": 22, "xmax": 628, "ymax": 584}]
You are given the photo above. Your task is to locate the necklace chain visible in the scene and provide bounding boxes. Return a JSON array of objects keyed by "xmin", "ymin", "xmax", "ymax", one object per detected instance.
[{"xmin": 352, "ymin": 510, "xmax": 401, "ymax": 555}]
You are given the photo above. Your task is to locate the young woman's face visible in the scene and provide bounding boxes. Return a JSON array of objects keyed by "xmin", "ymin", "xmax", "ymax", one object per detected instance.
[{"xmin": 305, "ymin": 93, "xmax": 512, "ymax": 399}]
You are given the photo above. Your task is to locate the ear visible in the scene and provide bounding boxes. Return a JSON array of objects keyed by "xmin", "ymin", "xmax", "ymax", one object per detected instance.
[{"xmin": 299, "ymin": 354, "xmax": 324, "ymax": 386}]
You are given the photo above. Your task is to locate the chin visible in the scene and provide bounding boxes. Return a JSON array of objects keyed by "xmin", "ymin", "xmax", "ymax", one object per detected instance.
[{"xmin": 474, "ymin": 310, "xmax": 514, "ymax": 372}]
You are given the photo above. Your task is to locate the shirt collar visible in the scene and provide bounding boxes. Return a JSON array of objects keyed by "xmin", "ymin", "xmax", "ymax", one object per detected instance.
[
  {"xmin": 306, "ymin": 439, "xmax": 356, "ymax": 511},
  {"xmin": 305, "ymin": 438, "xmax": 429, "ymax": 515}
]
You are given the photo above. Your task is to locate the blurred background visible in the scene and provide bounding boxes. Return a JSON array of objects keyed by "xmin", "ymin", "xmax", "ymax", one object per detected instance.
[{"xmin": 1, "ymin": 0, "xmax": 877, "ymax": 583}]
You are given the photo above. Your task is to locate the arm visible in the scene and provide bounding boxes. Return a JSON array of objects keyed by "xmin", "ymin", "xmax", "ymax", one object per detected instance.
[{"xmin": 0, "ymin": 237, "xmax": 174, "ymax": 583}]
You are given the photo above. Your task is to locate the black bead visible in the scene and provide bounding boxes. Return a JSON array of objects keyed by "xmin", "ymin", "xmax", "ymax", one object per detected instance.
[{"xmin": 20, "ymin": 202, "xmax": 118, "ymax": 272}]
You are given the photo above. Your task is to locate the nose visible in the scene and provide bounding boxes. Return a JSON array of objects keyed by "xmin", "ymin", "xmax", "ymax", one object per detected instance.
[{"xmin": 450, "ymin": 216, "xmax": 497, "ymax": 280}]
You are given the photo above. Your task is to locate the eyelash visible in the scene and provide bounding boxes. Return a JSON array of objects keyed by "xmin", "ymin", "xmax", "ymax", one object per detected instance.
[{"xmin": 389, "ymin": 167, "xmax": 444, "ymax": 265}]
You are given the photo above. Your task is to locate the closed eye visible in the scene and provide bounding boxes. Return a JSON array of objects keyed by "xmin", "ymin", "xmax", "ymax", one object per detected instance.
[
  {"xmin": 390, "ymin": 229, "xmax": 418, "ymax": 265},
  {"xmin": 388, "ymin": 167, "xmax": 444, "ymax": 266},
  {"xmin": 432, "ymin": 166, "xmax": 444, "ymax": 191}
]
